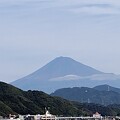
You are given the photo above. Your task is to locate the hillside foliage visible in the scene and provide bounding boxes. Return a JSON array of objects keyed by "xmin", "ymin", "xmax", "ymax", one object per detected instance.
[{"xmin": 0, "ymin": 82, "xmax": 120, "ymax": 116}]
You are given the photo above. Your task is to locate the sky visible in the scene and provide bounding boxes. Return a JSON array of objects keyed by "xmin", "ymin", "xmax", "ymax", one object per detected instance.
[{"xmin": 0, "ymin": 0, "xmax": 120, "ymax": 83}]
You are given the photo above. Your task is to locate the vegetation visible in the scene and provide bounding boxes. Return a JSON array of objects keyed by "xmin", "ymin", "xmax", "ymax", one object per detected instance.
[
  {"xmin": 51, "ymin": 87, "xmax": 120, "ymax": 105},
  {"xmin": 0, "ymin": 82, "xmax": 120, "ymax": 116}
]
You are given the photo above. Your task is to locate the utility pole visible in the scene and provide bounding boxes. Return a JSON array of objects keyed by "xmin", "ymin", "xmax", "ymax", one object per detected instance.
[{"xmin": 107, "ymin": 86, "xmax": 110, "ymax": 91}]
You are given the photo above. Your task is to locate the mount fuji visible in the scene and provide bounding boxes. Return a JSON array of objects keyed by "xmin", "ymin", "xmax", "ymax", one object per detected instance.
[{"xmin": 11, "ymin": 57, "xmax": 120, "ymax": 93}]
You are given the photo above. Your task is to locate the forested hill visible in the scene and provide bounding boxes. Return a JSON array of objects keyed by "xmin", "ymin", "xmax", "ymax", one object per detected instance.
[
  {"xmin": 0, "ymin": 82, "xmax": 120, "ymax": 116},
  {"xmin": 51, "ymin": 87, "xmax": 120, "ymax": 105}
]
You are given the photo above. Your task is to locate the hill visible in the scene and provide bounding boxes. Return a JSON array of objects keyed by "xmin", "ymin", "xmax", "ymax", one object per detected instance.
[
  {"xmin": 0, "ymin": 82, "xmax": 82, "ymax": 116},
  {"xmin": 51, "ymin": 86, "xmax": 120, "ymax": 105},
  {"xmin": 0, "ymin": 82, "xmax": 120, "ymax": 116},
  {"xmin": 93, "ymin": 84, "xmax": 120, "ymax": 93}
]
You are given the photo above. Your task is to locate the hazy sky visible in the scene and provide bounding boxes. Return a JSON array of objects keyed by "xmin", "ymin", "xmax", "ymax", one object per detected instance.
[{"xmin": 0, "ymin": 0, "xmax": 120, "ymax": 82}]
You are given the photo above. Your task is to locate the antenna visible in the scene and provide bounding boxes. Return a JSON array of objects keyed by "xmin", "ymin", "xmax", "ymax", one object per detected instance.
[
  {"xmin": 107, "ymin": 86, "xmax": 110, "ymax": 91},
  {"xmin": 45, "ymin": 107, "xmax": 47, "ymax": 112},
  {"xmin": 88, "ymin": 98, "xmax": 90, "ymax": 103}
]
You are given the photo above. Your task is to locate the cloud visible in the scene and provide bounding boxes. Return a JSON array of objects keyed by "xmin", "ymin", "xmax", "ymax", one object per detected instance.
[
  {"xmin": 49, "ymin": 74, "xmax": 120, "ymax": 81},
  {"xmin": 0, "ymin": 0, "xmax": 120, "ymax": 82},
  {"xmin": 67, "ymin": 3, "xmax": 119, "ymax": 16},
  {"xmin": 0, "ymin": 0, "xmax": 120, "ymax": 17}
]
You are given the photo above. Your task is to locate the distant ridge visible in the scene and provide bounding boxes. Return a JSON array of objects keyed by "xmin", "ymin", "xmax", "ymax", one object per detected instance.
[
  {"xmin": 93, "ymin": 84, "xmax": 120, "ymax": 93},
  {"xmin": 51, "ymin": 85, "xmax": 120, "ymax": 105}
]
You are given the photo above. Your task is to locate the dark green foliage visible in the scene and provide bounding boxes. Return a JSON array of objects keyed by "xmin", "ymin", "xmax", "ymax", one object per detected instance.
[
  {"xmin": 81, "ymin": 103, "xmax": 116, "ymax": 116},
  {"xmin": 0, "ymin": 82, "xmax": 84, "ymax": 116},
  {"xmin": 0, "ymin": 82, "xmax": 120, "ymax": 116},
  {"xmin": 0, "ymin": 101, "xmax": 16, "ymax": 116},
  {"xmin": 51, "ymin": 87, "xmax": 120, "ymax": 105},
  {"xmin": 0, "ymin": 82, "xmax": 23, "ymax": 95}
]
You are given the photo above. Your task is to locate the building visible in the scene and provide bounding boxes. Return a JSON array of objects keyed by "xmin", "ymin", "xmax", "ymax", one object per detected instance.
[{"xmin": 93, "ymin": 112, "xmax": 102, "ymax": 118}]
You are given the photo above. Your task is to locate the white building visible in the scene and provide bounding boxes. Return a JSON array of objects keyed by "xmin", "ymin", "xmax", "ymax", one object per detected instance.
[
  {"xmin": 40, "ymin": 110, "xmax": 56, "ymax": 120},
  {"xmin": 93, "ymin": 112, "xmax": 102, "ymax": 118}
]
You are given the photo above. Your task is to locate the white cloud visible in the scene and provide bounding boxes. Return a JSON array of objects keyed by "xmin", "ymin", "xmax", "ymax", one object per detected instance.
[
  {"xmin": 61, "ymin": 0, "xmax": 120, "ymax": 16},
  {"xmin": 49, "ymin": 73, "xmax": 120, "ymax": 81},
  {"xmin": 68, "ymin": 5, "xmax": 119, "ymax": 15},
  {"xmin": 49, "ymin": 75, "xmax": 82, "ymax": 81}
]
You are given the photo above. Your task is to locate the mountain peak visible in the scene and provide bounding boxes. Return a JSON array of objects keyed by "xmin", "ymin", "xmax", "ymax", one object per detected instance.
[
  {"xmin": 52, "ymin": 56, "xmax": 77, "ymax": 63},
  {"xmin": 55, "ymin": 56, "xmax": 74, "ymax": 59},
  {"xmin": 39, "ymin": 56, "xmax": 103, "ymax": 76}
]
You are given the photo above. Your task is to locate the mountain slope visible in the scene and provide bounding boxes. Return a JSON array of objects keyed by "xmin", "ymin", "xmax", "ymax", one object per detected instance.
[
  {"xmin": 51, "ymin": 87, "xmax": 120, "ymax": 105},
  {"xmin": 11, "ymin": 57, "xmax": 104, "ymax": 93},
  {"xmin": 0, "ymin": 82, "xmax": 86, "ymax": 116},
  {"xmin": 21, "ymin": 56, "xmax": 103, "ymax": 78},
  {"xmin": 0, "ymin": 81, "xmax": 120, "ymax": 116}
]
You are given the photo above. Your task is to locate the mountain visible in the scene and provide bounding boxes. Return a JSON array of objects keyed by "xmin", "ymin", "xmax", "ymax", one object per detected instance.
[
  {"xmin": 0, "ymin": 81, "xmax": 120, "ymax": 116},
  {"xmin": 51, "ymin": 86, "xmax": 120, "ymax": 105},
  {"xmin": 11, "ymin": 56, "xmax": 120, "ymax": 93},
  {"xmin": 0, "ymin": 81, "xmax": 86, "ymax": 116},
  {"xmin": 93, "ymin": 85, "xmax": 120, "ymax": 94}
]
